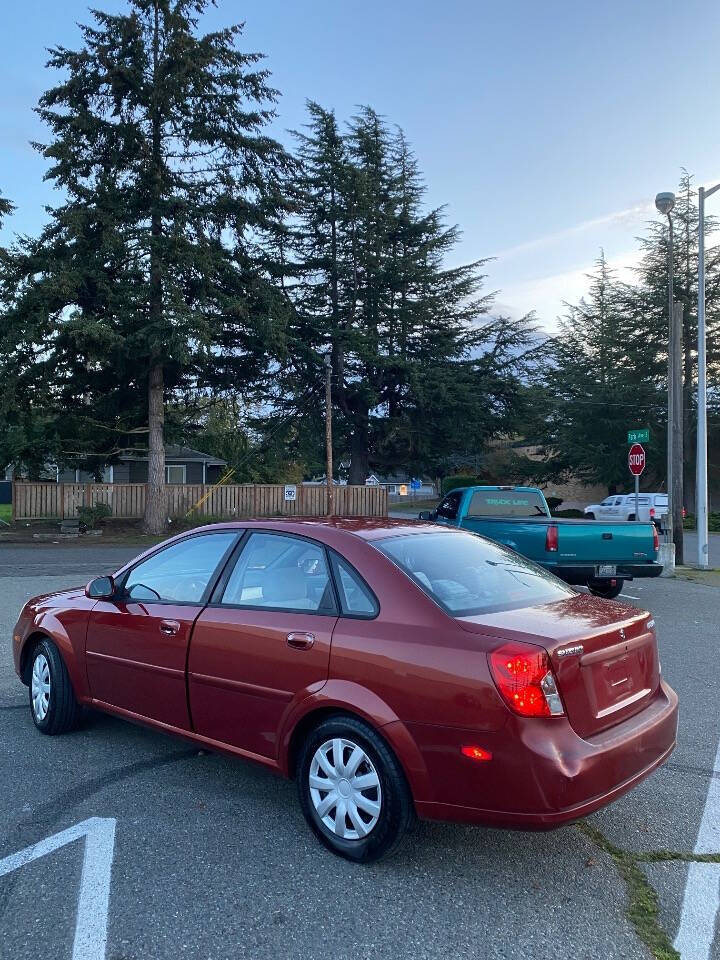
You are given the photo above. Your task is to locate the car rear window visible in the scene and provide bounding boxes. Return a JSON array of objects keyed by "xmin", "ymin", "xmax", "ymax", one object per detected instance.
[
  {"xmin": 466, "ymin": 490, "xmax": 548, "ymax": 518},
  {"xmin": 374, "ymin": 532, "xmax": 574, "ymax": 616}
]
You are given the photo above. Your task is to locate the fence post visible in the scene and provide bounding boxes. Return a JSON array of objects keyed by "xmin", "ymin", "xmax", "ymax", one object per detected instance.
[{"xmin": 11, "ymin": 481, "xmax": 16, "ymax": 522}]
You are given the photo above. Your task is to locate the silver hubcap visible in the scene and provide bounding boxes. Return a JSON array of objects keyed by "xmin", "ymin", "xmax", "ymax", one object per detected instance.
[
  {"xmin": 31, "ymin": 653, "xmax": 51, "ymax": 721},
  {"xmin": 309, "ymin": 738, "xmax": 382, "ymax": 840}
]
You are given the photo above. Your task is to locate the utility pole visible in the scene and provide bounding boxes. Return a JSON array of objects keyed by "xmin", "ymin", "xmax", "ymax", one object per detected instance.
[
  {"xmin": 697, "ymin": 182, "xmax": 720, "ymax": 568},
  {"xmin": 672, "ymin": 302, "xmax": 684, "ymax": 564},
  {"xmin": 324, "ymin": 354, "xmax": 334, "ymax": 517}
]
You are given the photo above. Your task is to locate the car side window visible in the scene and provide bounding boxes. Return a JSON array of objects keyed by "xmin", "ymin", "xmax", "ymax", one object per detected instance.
[
  {"xmin": 437, "ymin": 492, "xmax": 462, "ymax": 520},
  {"xmin": 221, "ymin": 532, "xmax": 336, "ymax": 614},
  {"xmin": 614, "ymin": 497, "xmax": 624, "ymax": 505},
  {"xmin": 123, "ymin": 533, "xmax": 237, "ymax": 603},
  {"xmin": 330, "ymin": 554, "xmax": 378, "ymax": 618},
  {"xmin": 601, "ymin": 498, "xmax": 614, "ymax": 506}
]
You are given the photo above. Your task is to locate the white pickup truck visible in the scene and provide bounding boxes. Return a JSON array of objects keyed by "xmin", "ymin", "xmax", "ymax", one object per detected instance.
[{"xmin": 584, "ymin": 493, "xmax": 669, "ymax": 528}]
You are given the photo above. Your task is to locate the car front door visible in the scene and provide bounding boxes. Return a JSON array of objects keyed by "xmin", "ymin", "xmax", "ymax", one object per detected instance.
[
  {"xmin": 85, "ymin": 531, "xmax": 239, "ymax": 729},
  {"xmin": 188, "ymin": 531, "xmax": 338, "ymax": 759}
]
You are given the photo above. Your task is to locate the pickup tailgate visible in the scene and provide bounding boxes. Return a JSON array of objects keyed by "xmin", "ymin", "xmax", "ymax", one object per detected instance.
[
  {"xmin": 460, "ymin": 594, "xmax": 660, "ymax": 739},
  {"xmin": 555, "ymin": 519, "xmax": 656, "ymax": 565}
]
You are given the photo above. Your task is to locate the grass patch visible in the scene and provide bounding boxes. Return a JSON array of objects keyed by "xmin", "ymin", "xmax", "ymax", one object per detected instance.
[
  {"xmin": 578, "ymin": 821, "xmax": 720, "ymax": 960},
  {"xmin": 0, "ymin": 504, "xmax": 12, "ymax": 524}
]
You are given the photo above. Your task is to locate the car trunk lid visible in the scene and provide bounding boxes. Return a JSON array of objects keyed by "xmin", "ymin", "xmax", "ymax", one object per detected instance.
[{"xmin": 459, "ymin": 594, "xmax": 659, "ymax": 738}]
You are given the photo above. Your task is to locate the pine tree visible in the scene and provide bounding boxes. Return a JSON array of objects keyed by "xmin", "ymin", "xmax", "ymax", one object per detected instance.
[
  {"xmin": 283, "ymin": 103, "xmax": 532, "ymax": 483},
  {"xmin": 629, "ymin": 170, "xmax": 720, "ymax": 508},
  {"xmin": 537, "ymin": 253, "xmax": 665, "ymax": 492},
  {"xmin": 5, "ymin": 0, "xmax": 292, "ymax": 531}
]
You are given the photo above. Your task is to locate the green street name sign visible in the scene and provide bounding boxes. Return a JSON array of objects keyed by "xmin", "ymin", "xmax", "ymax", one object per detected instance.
[{"xmin": 627, "ymin": 428, "xmax": 650, "ymax": 444}]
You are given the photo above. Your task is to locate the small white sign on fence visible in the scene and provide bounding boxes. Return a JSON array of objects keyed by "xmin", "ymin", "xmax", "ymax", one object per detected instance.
[{"xmin": 284, "ymin": 484, "xmax": 297, "ymax": 502}]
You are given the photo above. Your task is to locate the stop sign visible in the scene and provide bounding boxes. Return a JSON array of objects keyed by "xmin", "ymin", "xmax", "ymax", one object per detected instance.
[{"xmin": 628, "ymin": 442, "xmax": 646, "ymax": 476}]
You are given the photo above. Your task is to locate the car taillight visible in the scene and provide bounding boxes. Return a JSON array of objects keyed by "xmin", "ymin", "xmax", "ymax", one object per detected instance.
[
  {"xmin": 652, "ymin": 524, "xmax": 659, "ymax": 551},
  {"xmin": 545, "ymin": 525, "xmax": 558, "ymax": 552},
  {"xmin": 649, "ymin": 507, "xmax": 655, "ymax": 517},
  {"xmin": 488, "ymin": 642, "xmax": 564, "ymax": 718}
]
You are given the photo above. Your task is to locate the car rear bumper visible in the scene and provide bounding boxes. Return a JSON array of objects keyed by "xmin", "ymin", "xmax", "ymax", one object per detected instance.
[
  {"xmin": 411, "ymin": 679, "xmax": 678, "ymax": 829},
  {"xmin": 551, "ymin": 562, "xmax": 663, "ymax": 584}
]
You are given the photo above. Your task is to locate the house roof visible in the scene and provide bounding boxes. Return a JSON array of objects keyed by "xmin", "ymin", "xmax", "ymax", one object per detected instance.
[{"xmin": 121, "ymin": 445, "xmax": 227, "ymax": 465}]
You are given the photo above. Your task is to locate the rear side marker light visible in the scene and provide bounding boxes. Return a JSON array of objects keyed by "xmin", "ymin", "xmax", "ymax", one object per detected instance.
[
  {"xmin": 652, "ymin": 524, "xmax": 659, "ymax": 551},
  {"xmin": 461, "ymin": 745, "xmax": 493, "ymax": 762},
  {"xmin": 545, "ymin": 525, "xmax": 558, "ymax": 552},
  {"xmin": 488, "ymin": 642, "xmax": 565, "ymax": 718}
]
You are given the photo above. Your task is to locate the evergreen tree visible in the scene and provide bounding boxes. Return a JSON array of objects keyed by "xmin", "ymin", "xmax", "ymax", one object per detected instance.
[
  {"xmin": 3, "ymin": 0, "xmax": 292, "ymax": 530},
  {"xmin": 629, "ymin": 171, "xmax": 720, "ymax": 507},
  {"xmin": 537, "ymin": 253, "xmax": 665, "ymax": 492},
  {"xmin": 284, "ymin": 103, "xmax": 534, "ymax": 483}
]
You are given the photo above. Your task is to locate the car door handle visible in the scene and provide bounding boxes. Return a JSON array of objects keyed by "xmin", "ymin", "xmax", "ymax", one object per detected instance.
[
  {"xmin": 286, "ymin": 632, "xmax": 315, "ymax": 650},
  {"xmin": 159, "ymin": 619, "xmax": 181, "ymax": 636}
]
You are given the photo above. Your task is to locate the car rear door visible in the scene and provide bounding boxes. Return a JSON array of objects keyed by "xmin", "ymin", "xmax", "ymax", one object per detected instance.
[
  {"xmin": 188, "ymin": 531, "xmax": 338, "ymax": 759},
  {"xmin": 85, "ymin": 531, "xmax": 239, "ymax": 729}
]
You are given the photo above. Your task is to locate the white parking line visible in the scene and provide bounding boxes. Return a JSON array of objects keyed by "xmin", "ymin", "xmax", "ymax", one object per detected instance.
[
  {"xmin": 619, "ymin": 593, "xmax": 641, "ymax": 600},
  {"xmin": 674, "ymin": 738, "xmax": 720, "ymax": 959},
  {"xmin": 0, "ymin": 817, "xmax": 116, "ymax": 960}
]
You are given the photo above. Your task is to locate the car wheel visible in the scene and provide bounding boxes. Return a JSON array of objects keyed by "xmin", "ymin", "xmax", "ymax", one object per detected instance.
[
  {"xmin": 587, "ymin": 579, "xmax": 624, "ymax": 600},
  {"xmin": 586, "ymin": 512, "xmax": 595, "ymax": 520},
  {"xmin": 297, "ymin": 715, "xmax": 413, "ymax": 863},
  {"xmin": 628, "ymin": 513, "xmax": 635, "ymax": 522},
  {"xmin": 29, "ymin": 639, "xmax": 81, "ymax": 735}
]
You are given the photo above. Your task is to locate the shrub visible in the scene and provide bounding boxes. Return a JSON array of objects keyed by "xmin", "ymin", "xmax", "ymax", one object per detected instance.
[
  {"xmin": 76, "ymin": 503, "xmax": 112, "ymax": 529},
  {"xmin": 441, "ymin": 475, "xmax": 483, "ymax": 495}
]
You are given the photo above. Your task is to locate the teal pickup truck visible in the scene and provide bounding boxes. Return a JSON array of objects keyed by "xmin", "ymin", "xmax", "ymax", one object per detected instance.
[{"xmin": 419, "ymin": 485, "xmax": 662, "ymax": 599}]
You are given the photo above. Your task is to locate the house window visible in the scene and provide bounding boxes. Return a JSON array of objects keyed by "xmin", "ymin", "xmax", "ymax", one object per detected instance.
[
  {"xmin": 165, "ymin": 464, "xmax": 186, "ymax": 484},
  {"xmin": 100, "ymin": 465, "xmax": 114, "ymax": 483},
  {"xmin": 387, "ymin": 485, "xmax": 397, "ymax": 494}
]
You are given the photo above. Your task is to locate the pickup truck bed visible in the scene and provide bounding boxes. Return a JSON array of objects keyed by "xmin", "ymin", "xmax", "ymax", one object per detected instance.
[{"xmin": 423, "ymin": 486, "xmax": 662, "ymax": 599}]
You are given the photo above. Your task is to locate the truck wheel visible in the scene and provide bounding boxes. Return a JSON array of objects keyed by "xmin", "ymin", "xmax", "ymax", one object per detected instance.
[
  {"xmin": 628, "ymin": 514, "xmax": 636, "ymax": 522},
  {"xmin": 587, "ymin": 579, "xmax": 624, "ymax": 600},
  {"xmin": 586, "ymin": 512, "xmax": 595, "ymax": 520}
]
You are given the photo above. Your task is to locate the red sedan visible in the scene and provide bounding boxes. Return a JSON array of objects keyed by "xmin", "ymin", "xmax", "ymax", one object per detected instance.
[{"xmin": 12, "ymin": 519, "xmax": 677, "ymax": 862}]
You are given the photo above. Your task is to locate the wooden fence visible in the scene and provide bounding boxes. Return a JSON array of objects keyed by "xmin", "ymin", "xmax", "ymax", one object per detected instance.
[{"xmin": 12, "ymin": 482, "xmax": 387, "ymax": 521}]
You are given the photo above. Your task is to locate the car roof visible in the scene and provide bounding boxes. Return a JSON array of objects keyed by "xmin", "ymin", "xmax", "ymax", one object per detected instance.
[{"xmin": 183, "ymin": 516, "xmax": 451, "ymax": 545}]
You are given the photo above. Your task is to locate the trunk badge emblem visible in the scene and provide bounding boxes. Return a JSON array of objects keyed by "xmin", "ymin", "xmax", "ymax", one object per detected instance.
[{"xmin": 557, "ymin": 644, "xmax": 584, "ymax": 658}]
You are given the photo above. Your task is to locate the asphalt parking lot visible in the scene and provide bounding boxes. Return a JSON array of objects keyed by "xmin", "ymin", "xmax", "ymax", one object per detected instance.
[{"xmin": 0, "ymin": 542, "xmax": 718, "ymax": 960}]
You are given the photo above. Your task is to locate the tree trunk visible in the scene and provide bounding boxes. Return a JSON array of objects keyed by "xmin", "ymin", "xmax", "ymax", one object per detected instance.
[
  {"xmin": 348, "ymin": 414, "xmax": 369, "ymax": 485},
  {"xmin": 143, "ymin": 363, "xmax": 166, "ymax": 534},
  {"xmin": 142, "ymin": 2, "xmax": 165, "ymax": 536}
]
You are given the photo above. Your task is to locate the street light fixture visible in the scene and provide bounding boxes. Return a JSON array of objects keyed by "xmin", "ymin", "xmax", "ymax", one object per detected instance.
[
  {"xmin": 697, "ymin": 182, "xmax": 720, "ymax": 568},
  {"xmin": 655, "ymin": 192, "xmax": 676, "ymax": 555}
]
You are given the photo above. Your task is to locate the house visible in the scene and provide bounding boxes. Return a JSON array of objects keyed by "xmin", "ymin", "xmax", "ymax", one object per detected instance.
[
  {"xmin": 56, "ymin": 445, "xmax": 227, "ymax": 485},
  {"xmin": 365, "ymin": 474, "xmax": 437, "ymax": 497}
]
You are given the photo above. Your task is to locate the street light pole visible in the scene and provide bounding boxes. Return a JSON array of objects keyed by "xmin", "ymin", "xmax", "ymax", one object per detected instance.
[
  {"xmin": 324, "ymin": 354, "xmax": 334, "ymax": 517},
  {"xmin": 655, "ymin": 192, "xmax": 676, "ymax": 555},
  {"xmin": 697, "ymin": 182, "xmax": 720, "ymax": 569}
]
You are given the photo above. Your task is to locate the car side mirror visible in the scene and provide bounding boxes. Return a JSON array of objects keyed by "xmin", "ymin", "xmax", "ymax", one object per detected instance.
[
  {"xmin": 85, "ymin": 576, "xmax": 115, "ymax": 599},
  {"xmin": 418, "ymin": 510, "xmax": 437, "ymax": 521}
]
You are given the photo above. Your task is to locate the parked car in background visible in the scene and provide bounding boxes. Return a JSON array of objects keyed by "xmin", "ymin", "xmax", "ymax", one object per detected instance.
[
  {"xmin": 13, "ymin": 519, "xmax": 677, "ymax": 862},
  {"xmin": 585, "ymin": 493, "xmax": 669, "ymax": 528},
  {"xmin": 420, "ymin": 485, "xmax": 661, "ymax": 599}
]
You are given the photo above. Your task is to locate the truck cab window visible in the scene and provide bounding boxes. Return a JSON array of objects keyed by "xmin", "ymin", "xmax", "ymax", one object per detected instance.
[{"xmin": 437, "ymin": 492, "xmax": 462, "ymax": 520}]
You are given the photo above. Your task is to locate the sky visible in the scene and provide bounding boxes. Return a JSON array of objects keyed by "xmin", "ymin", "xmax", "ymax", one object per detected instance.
[{"xmin": 2, "ymin": 0, "xmax": 720, "ymax": 330}]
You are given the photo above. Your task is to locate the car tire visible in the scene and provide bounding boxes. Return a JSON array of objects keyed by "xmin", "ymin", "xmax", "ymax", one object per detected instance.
[
  {"xmin": 587, "ymin": 579, "xmax": 624, "ymax": 600},
  {"xmin": 586, "ymin": 512, "xmax": 595, "ymax": 520},
  {"xmin": 29, "ymin": 639, "xmax": 82, "ymax": 735},
  {"xmin": 297, "ymin": 715, "xmax": 413, "ymax": 863},
  {"xmin": 627, "ymin": 514, "xmax": 636, "ymax": 522}
]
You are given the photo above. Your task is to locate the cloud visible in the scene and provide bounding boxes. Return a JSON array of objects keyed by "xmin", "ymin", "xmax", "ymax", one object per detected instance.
[{"xmin": 492, "ymin": 202, "xmax": 656, "ymax": 261}]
